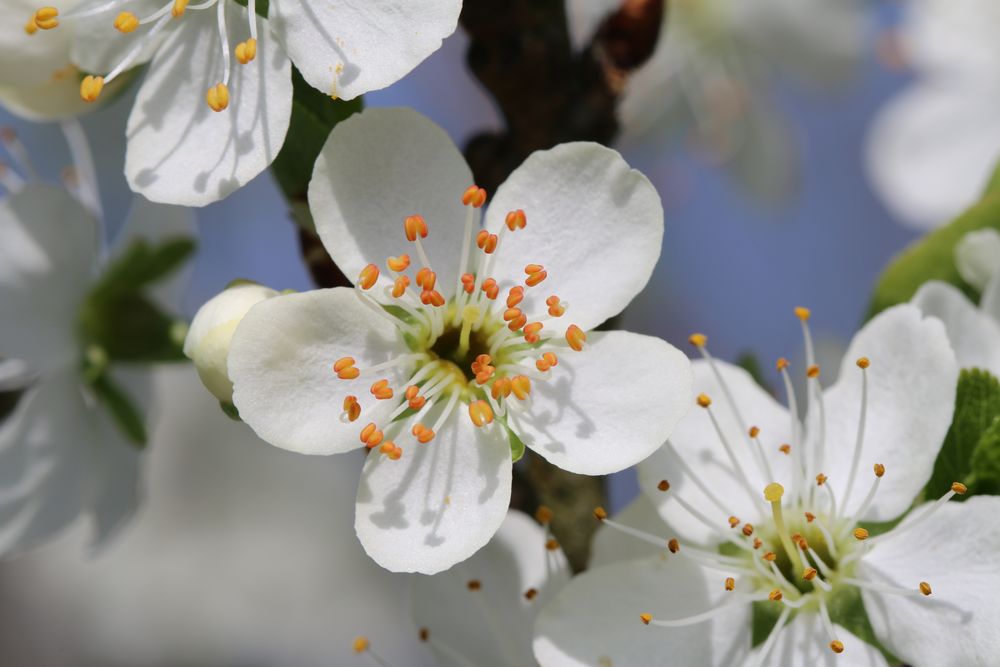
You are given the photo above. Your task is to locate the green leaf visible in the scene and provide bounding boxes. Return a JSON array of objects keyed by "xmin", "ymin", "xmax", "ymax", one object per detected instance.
[
  {"xmin": 231, "ymin": 0, "xmax": 268, "ymax": 17},
  {"xmin": 90, "ymin": 372, "xmax": 147, "ymax": 447},
  {"xmin": 79, "ymin": 292, "xmax": 187, "ymax": 362},
  {"xmin": 91, "ymin": 236, "xmax": 196, "ymax": 299},
  {"xmin": 271, "ymin": 67, "xmax": 362, "ymax": 229},
  {"xmin": 750, "ymin": 600, "xmax": 782, "ymax": 647},
  {"xmin": 868, "ymin": 195, "xmax": 1000, "ymax": 318},
  {"xmin": 927, "ymin": 369, "xmax": 1000, "ymax": 500},
  {"xmin": 968, "ymin": 417, "xmax": 1000, "ymax": 495}
]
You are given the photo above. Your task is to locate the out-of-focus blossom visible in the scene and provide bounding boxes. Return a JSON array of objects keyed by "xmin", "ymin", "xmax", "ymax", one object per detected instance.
[
  {"xmin": 533, "ymin": 305, "xmax": 999, "ymax": 666},
  {"xmin": 566, "ymin": 0, "xmax": 866, "ymax": 200},
  {"xmin": 22, "ymin": 0, "xmax": 462, "ymax": 205},
  {"xmin": 225, "ymin": 106, "xmax": 692, "ymax": 574},
  {"xmin": 912, "ymin": 228, "xmax": 1000, "ymax": 374},
  {"xmin": 866, "ymin": 0, "xmax": 1000, "ymax": 230}
]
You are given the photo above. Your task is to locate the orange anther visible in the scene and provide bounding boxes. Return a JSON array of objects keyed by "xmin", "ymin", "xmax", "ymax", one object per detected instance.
[
  {"xmin": 342, "ymin": 395, "xmax": 361, "ymax": 422},
  {"xmin": 874, "ymin": 463, "xmax": 885, "ymax": 477},
  {"xmin": 205, "ymin": 83, "xmax": 229, "ymax": 111},
  {"xmin": 404, "ymin": 214, "xmax": 428, "ymax": 242},
  {"xmin": 508, "ymin": 313, "xmax": 527, "ymax": 331},
  {"xmin": 461, "ymin": 185, "xmax": 487, "ymax": 208},
  {"xmin": 753, "ymin": 538, "xmax": 762, "ymax": 549},
  {"xmin": 725, "ymin": 577, "xmax": 735, "ymax": 591},
  {"xmin": 370, "ymin": 379, "xmax": 393, "ymax": 400},
  {"xmin": 333, "ymin": 357, "xmax": 360, "ymax": 380},
  {"xmin": 525, "ymin": 264, "xmax": 544, "ymax": 274},
  {"xmin": 412, "ymin": 423, "xmax": 435, "ymax": 443},
  {"xmin": 511, "ymin": 375, "xmax": 531, "ymax": 400},
  {"xmin": 34, "ymin": 6, "xmax": 59, "ymax": 29},
  {"xmin": 505, "ymin": 209, "xmax": 527, "ymax": 231},
  {"xmin": 525, "ymin": 269, "xmax": 547, "ymax": 287},
  {"xmin": 728, "ymin": 516, "xmax": 740, "ymax": 528},
  {"xmin": 506, "ymin": 286, "xmax": 524, "ymax": 308},
  {"xmin": 816, "ymin": 473, "xmax": 828, "ymax": 486},
  {"xmin": 565, "ymin": 324, "xmax": 586, "ymax": 351},
  {"xmin": 421, "ymin": 290, "xmax": 445, "ymax": 307},
  {"xmin": 481, "ymin": 278, "xmax": 499, "ymax": 300},
  {"xmin": 503, "ymin": 307, "xmax": 522, "ymax": 322},
  {"xmin": 830, "ymin": 641, "xmax": 844, "ymax": 654},
  {"xmin": 387, "ymin": 254, "xmax": 410, "ymax": 272},
  {"xmin": 594, "ymin": 507, "xmax": 608, "ymax": 521},
  {"xmin": 546, "ymin": 295, "xmax": 566, "ymax": 317},
  {"xmin": 523, "ymin": 321, "xmax": 543, "ymax": 343},
  {"xmin": 235, "ymin": 38, "xmax": 257, "ymax": 64},
  {"xmin": 536, "ymin": 352, "xmax": 558, "ymax": 372},
  {"xmin": 748, "ymin": 426, "xmax": 760, "ymax": 438},
  {"xmin": 415, "ymin": 267, "xmax": 436, "ymax": 291},
  {"xmin": 405, "ymin": 385, "xmax": 420, "ymax": 400},
  {"xmin": 807, "ymin": 364, "xmax": 821, "ymax": 378},
  {"xmin": 392, "ymin": 275, "xmax": 410, "ymax": 298},
  {"xmin": 668, "ymin": 538, "xmax": 680, "ymax": 553},
  {"xmin": 779, "ymin": 444, "xmax": 791, "ymax": 455},
  {"xmin": 776, "ymin": 357, "xmax": 790, "ymax": 371},
  {"xmin": 657, "ymin": 480, "xmax": 670, "ymax": 492},
  {"xmin": 360, "ymin": 423, "xmax": 384, "ymax": 448},
  {"xmin": 805, "ymin": 512, "xmax": 816, "ymax": 523},
  {"xmin": 853, "ymin": 528, "xmax": 869, "ymax": 541},
  {"xmin": 803, "ymin": 567, "xmax": 817, "ymax": 581},
  {"xmin": 461, "ymin": 273, "xmax": 476, "ymax": 294},
  {"xmin": 794, "ymin": 307, "xmax": 811, "ymax": 321},
  {"xmin": 535, "ymin": 506, "xmax": 553, "ymax": 524},
  {"xmin": 639, "ymin": 613, "xmax": 652, "ymax": 625},
  {"xmin": 468, "ymin": 400, "xmax": 494, "ymax": 427},
  {"xmin": 476, "ymin": 229, "xmax": 489, "ymax": 248},
  {"xmin": 358, "ymin": 263, "xmax": 379, "ymax": 290},
  {"xmin": 171, "ymin": 0, "xmax": 188, "ymax": 17},
  {"xmin": 484, "ymin": 234, "xmax": 498, "ymax": 254},
  {"xmin": 491, "ymin": 377, "xmax": 512, "ymax": 400},
  {"xmin": 769, "ymin": 589, "xmax": 783, "ymax": 602}
]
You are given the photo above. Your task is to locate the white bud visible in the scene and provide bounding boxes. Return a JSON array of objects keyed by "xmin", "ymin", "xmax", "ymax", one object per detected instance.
[
  {"xmin": 955, "ymin": 228, "xmax": 1000, "ymax": 292},
  {"xmin": 184, "ymin": 283, "xmax": 279, "ymax": 404}
]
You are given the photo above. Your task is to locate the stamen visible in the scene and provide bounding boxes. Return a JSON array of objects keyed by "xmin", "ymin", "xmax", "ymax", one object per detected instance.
[
  {"xmin": 840, "ymin": 358, "xmax": 871, "ymax": 514},
  {"xmin": 342, "ymin": 395, "xmax": 361, "ymax": 422},
  {"xmin": 461, "ymin": 185, "xmax": 487, "ymax": 208},
  {"xmin": 524, "ymin": 264, "xmax": 547, "ymax": 287},
  {"xmin": 841, "ymin": 577, "xmax": 931, "ymax": 599},
  {"xmin": 699, "ymin": 397, "xmax": 763, "ymax": 508},
  {"xmin": 468, "ymin": 400, "xmax": 494, "ymax": 427},
  {"xmin": 510, "ymin": 375, "xmax": 531, "ymax": 400},
  {"xmin": 80, "ymin": 76, "xmax": 105, "ymax": 102},
  {"xmin": 206, "ymin": 83, "xmax": 230, "ymax": 112},
  {"xmin": 817, "ymin": 598, "xmax": 842, "ymax": 654},
  {"xmin": 411, "ymin": 423, "xmax": 434, "ymax": 443},
  {"xmin": 764, "ymin": 483, "xmax": 804, "ymax": 575},
  {"xmin": 504, "ymin": 209, "xmax": 526, "ymax": 230},
  {"xmin": 870, "ymin": 482, "xmax": 965, "ymax": 545},
  {"xmin": 535, "ymin": 352, "xmax": 558, "ymax": 372},
  {"xmin": 546, "ymin": 295, "xmax": 566, "ymax": 317},
  {"xmin": 333, "ymin": 357, "xmax": 360, "ymax": 380},
  {"xmin": 643, "ymin": 595, "xmax": 767, "ymax": 628},
  {"xmin": 370, "ymin": 379, "xmax": 394, "ymax": 400},
  {"xmin": 523, "ymin": 322, "xmax": 543, "ymax": 343},
  {"xmin": 114, "ymin": 11, "xmax": 139, "ymax": 32},
  {"xmin": 352, "ymin": 636, "xmax": 395, "ymax": 667},
  {"xmin": 24, "ymin": 17, "xmax": 39, "ymax": 34},
  {"xmin": 172, "ymin": 0, "xmax": 189, "ymax": 18},
  {"xmin": 235, "ymin": 38, "xmax": 257, "ymax": 64},
  {"xmin": 34, "ymin": 7, "xmax": 60, "ymax": 30},
  {"xmin": 565, "ymin": 325, "xmax": 586, "ymax": 351},
  {"xmin": 507, "ymin": 287, "xmax": 524, "ymax": 308}
]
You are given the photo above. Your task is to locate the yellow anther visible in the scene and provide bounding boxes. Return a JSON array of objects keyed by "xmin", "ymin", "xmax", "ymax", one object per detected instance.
[
  {"xmin": 594, "ymin": 507, "xmax": 608, "ymax": 521},
  {"xmin": 763, "ymin": 551, "xmax": 777, "ymax": 562},
  {"xmin": 24, "ymin": 17, "xmax": 39, "ymax": 34},
  {"xmin": 352, "ymin": 636, "xmax": 369, "ymax": 654},
  {"xmin": 33, "ymin": 7, "xmax": 59, "ymax": 29},
  {"xmin": 333, "ymin": 356, "xmax": 360, "ymax": 380},
  {"xmin": 952, "ymin": 482, "xmax": 968, "ymax": 495},
  {"xmin": 358, "ymin": 263, "xmax": 380, "ymax": 290},
  {"xmin": 171, "ymin": 0, "xmax": 188, "ymax": 17},
  {"xmin": 387, "ymin": 254, "xmax": 410, "ymax": 272},
  {"xmin": 764, "ymin": 482, "xmax": 784, "ymax": 503},
  {"xmin": 728, "ymin": 516, "xmax": 740, "ymax": 528},
  {"xmin": 807, "ymin": 364, "xmax": 821, "ymax": 378},
  {"xmin": 639, "ymin": 613, "xmax": 652, "ymax": 625},
  {"xmin": 748, "ymin": 426, "xmax": 760, "ymax": 438},
  {"xmin": 742, "ymin": 523, "xmax": 753, "ymax": 537},
  {"xmin": 468, "ymin": 400, "xmax": 494, "ymax": 427},
  {"xmin": 545, "ymin": 538, "xmax": 560, "ymax": 551},
  {"xmin": 853, "ymin": 527, "xmax": 870, "ymax": 541},
  {"xmin": 505, "ymin": 208, "xmax": 527, "ymax": 230},
  {"xmin": 776, "ymin": 357, "xmax": 790, "ymax": 371},
  {"xmin": 79, "ymin": 75, "xmax": 105, "ymax": 103},
  {"xmin": 794, "ymin": 306, "xmax": 811, "ymax": 321},
  {"xmin": 235, "ymin": 38, "xmax": 257, "ymax": 64},
  {"xmin": 768, "ymin": 589, "xmax": 783, "ymax": 602},
  {"xmin": 467, "ymin": 580, "xmax": 482, "ymax": 591},
  {"xmin": 524, "ymin": 588, "xmax": 538, "ymax": 601},
  {"xmin": 696, "ymin": 393, "xmax": 712, "ymax": 408},
  {"xmin": 816, "ymin": 473, "xmax": 828, "ymax": 486},
  {"xmin": 206, "ymin": 82, "xmax": 229, "ymax": 112},
  {"xmin": 856, "ymin": 356, "xmax": 870, "ymax": 369},
  {"xmin": 511, "ymin": 375, "xmax": 532, "ymax": 400},
  {"xmin": 114, "ymin": 11, "xmax": 139, "ymax": 33},
  {"xmin": 657, "ymin": 479, "xmax": 670, "ymax": 492},
  {"xmin": 830, "ymin": 641, "xmax": 844, "ymax": 654},
  {"xmin": 919, "ymin": 581, "xmax": 932, "ymax": 596},
  {"xmin": 565, "ymin": 324, "xmax": 586, "ymax": 351},
  {"xmin": 370, "ymin": 379, "xmax": 393, "ymax": 400},
  {"xmin": 461, "ymin": 185, "xmax": 487, "ymax": 208},
  {"xmin": 667, "ymin": 538, "xmax": 680, "ymax": 553},
  {"xmin": 342, "ymin": 395, "xmax": 361, "ymax": 422},
  {"xmin": 724, "ymin": 577, "xmax": 735, "ymax": 591},
  {"xmin": 779, "ymin": 443, "xmax": 791, "ymax": 455},
  {"xmin": 803, "ymin": 567, "xmax": 817, "ymax": 581},
  {"xmin": 535, "ymin": 506, "xmax": 553, "ymax": 525},
  {"xmin": 688, "ymin": 333, "xmax": 707, "ymax": 348},
  {"xmin": 874, "ymin": 463, "xmax": 885, "ymax": 478},
  {"xmin": 404, "ymin": 214, "xmax": 428, "ymax": 242}
]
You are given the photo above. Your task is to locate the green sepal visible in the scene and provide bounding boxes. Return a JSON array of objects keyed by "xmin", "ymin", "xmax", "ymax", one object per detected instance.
[
  {"xmin": 89, "ymin": 371, "xmax": 147, "ymax": 448},
  {"xmin": 968, "ymin": 418, "xmax": 1000, "ymax": 495},
  {"xmin": 508, "ymin": 427, "xmax": 527, "ymax": 463},
  {"xmin": 219, "ymin": 400, "xmax": 242, "ymax": 422},
  {"xmin": 927, "ymin": 369, "xmax": 1000, "ymax": 500},
  {"xmin": 826, "ymin": 585, "xmax": 899, "ymax": 663},
  {"xmin": 750, "ymin": 600, "xmax": 782, "ymax": 647},
  {"xmin": 868, "ymin": 195, "xmax": 1000, "ymax": 318},
  {"xmin": 231, "ymin": 0, "xmax": 268, "ymax": 18}
]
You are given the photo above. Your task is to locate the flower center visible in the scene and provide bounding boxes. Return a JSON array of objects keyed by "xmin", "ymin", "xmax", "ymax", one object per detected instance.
[{"xmin": 30, "ymin": 0, "xmax": 259, "ymax": 111}]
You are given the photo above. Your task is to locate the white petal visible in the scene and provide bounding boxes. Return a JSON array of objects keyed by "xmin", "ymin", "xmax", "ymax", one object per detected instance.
[
  {"xmin": 0, "ymin": 369, "xmax": 90, "ymax": 555},
  {"xmin": 589, "ymin": 495, "xmax": 671, "ymax": 568},
  {"xmin": 485, "ymin": 143, "xmax": 664, "ymax": 332},
  {"xmin": 981, "ymin": 271, "xmax": 1000, "ymax": 324},
  {"xmin": 912, "ymin": 281, "xmax": 1000, "ymax": 376},
  {"xmin": 0, "ymin": 0, "xmax": 85, "ymax": 87},
  {"xmin": 533, "ymin": 556, "xmax": 751, "ymax": 667},
  {"xmin": 563, "ymin": 0, "xmax": 621, "ymax": 51},
  {"xmin": 354, "ymin": 408, "xmax": 512, "ymax": 574},
  {"xmin": 902, "ymin": 0, "xmax": 1000, "ymax": 76},
  {"xmin": 865, "ymin": 81, "xmax": 1000, "ymax": 230},
  {"xmin": 229, "ymin": 288, "xmax": 408, "ymax": 455},
  {"xmin": 412, "ymin": 510, "xmax": 569, "ymax": 667},
  {"xmin": 858, "ymin": 495, "xmax": 1000, "ymax": 666},
  {"xmin": 124, "ymin": 7, "xmax": 292, "ymax": 206},
  {"xmin": 746, "ymin": 612, "xmax": 888, "ymax": 667},
  {"xmin": 954, "ymin": 228, "xmax": 1000, "ymax": 292},
  {"xmin": 509, "ymin": 331, "xmax": 690, "ymax": 475},
  {"xmin": 70, "ymin": 0, "xmax": 168, "ymax": 77},
  {"xmin": 0, "ymin": 72, "xmax": 127, "ymax": 122},
  {"xmin": 815, "ymin": 305, "xmax": 959, "ymax": 522},
  {"xmin": 636, "ymin": 359, "xmax": 795, "ymax": 546},
  {"xmin": 268, "ymin": 0, "xmax": 461, "ymax": 100},
  {"xmin": 309, "ymin": 107, "xmax": 473, "ymax": 297},
  {"xmin": 0, "ymin": 185, "xmax": 97, "ymax": 371}
]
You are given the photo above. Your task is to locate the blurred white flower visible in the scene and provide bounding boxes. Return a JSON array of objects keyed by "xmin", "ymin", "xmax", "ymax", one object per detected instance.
[
  {"xmin": 566, "ymin": 0, "xmax": 866, "ymax": 200},
  {"xmin": 226, "ymin": 106, "xmax": 692, "ymax": 574},
  {"xmin": 866, "ymin": 0, "xmax": 1000, "ymax": 230},
  {"xmin": 532, "ymin": 305, "xmax": 1000, "ymax": 666},
  {"xmin": 912, "ymin": 228, "xmax": 1000, "ymax": 375},
  {"xmin": 0, "ymin": 132, "xmax": 193, "ymax": 555},
  {"xmin": 20, "ymin": 0, "xmax": 462, "ymax": 206}
]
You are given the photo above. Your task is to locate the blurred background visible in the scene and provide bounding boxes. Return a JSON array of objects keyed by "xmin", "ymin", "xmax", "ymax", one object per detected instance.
[{"xmin": 0, "ymin": 1, "xmax": 977, "ymax": 664}]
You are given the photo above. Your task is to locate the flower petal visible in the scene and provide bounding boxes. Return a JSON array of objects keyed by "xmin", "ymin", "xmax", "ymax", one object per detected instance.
[
  {"xmin": 354, "ymin": 408, "xmax": 512, "ymax": 574},
  {"xmin": 0, "ymin": 369, "xmax": 90, "ymax": 555},
  {"xmin": 590, "ymin": 495, "xmax": 671, "ymax": 568},
  {"xmin": 412, "ymin": 510, "xmax": 569, "ymax": 667},
  {"xmin": 310, "ymin": 107, "xmax": 473, "ymax": 297},
  {"xmin": 858, "ymin": 495, "xmax": 1000, "ymax": 666},
  {"xmin": 0, "ymin": 0, "xmax": 83, "ymax": 87},
  {"xmin": 902, "ymin": 0, "xmax": 1000, "ymax": 76},
  {"xmin": 70, "ymin": 0, "xmax": 168, "ymax": 77},
  {"xmin": 0, "ymin": 184, "xmax": 97, "ymax": 371},
  {"xmin": 981, "ymin": 272, "xmax": 1000, "ymax": 324},
  {"xmin": 484, "ymin": 143, "xmax": 664, "ymax": 332},
  {"xmin": 747, "ymin": 612, "xmax": 889, "ymax": 666},
  {"xmin": 229, "ymin": 287, "xmax": 409, "ymax": 455},
  {"xmin": 865, "ymin": 81, "xmax": 1000, "ymax": 230},
  {"xmin": 912, "ymin": 281, "xmax": 1000, "ymax": 375},
  {"xmin": 533, "ymin": 556, "xmax": 751, "ymax": 667},
  {"xmin": 814, "ymin": 305, "xmax": 959, "ymax": 521},
  {"xmin": 955, "ymin": 228, "xmax": 1000, "ymax": 292},
  {"xmin": 509, "ymin": 331, "xmax": 691, "ymax": 476},
  {"xmin": 124, "ymin": 6, "xmax": 292, "ymax": 206},
  {"xmin": 268, "ymin": 0, "xmax": 461, "ymax": 100},
  {"xmin": 636, "ymin": 359, "xmax": 795, "ymax": 546}
]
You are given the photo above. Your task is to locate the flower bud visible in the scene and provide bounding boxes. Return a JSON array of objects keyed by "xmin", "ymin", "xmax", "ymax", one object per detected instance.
[{"xmin": 183, "ymin": 283, "xmax": 279, "ymax": 405}]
